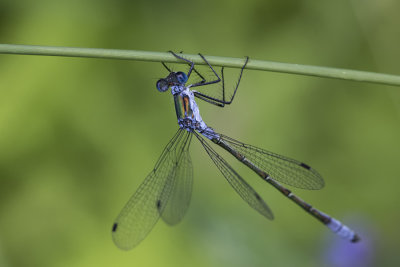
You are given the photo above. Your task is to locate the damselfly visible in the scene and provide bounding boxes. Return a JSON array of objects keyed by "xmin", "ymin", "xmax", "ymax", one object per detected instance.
[{"xmin": 112, "ymin": 52, "xmax": 360, "ymax": 250}]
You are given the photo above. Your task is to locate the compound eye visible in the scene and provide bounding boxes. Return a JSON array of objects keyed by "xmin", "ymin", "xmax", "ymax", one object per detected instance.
[
  {"xmin": 176, "ymin": 72, "xmax": 188, "ymax": 83},
  {"xmin": 156, "ymin": 79, "xmax": 169, "ymax": 92}
]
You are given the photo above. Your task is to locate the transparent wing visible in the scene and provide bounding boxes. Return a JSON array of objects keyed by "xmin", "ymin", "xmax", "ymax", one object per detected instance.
[
  {"xmin": 158, "ymin": 134, "xmax": 193, "ymax": 225},
  {"xmin": 218, "ymin": 134, "xmax": 324, "ymax": 190},
  {"xmin": 112, "ymin": 129, "xmax": 192, "ymax": 250},
  {"xmin": 195, "ymin": 132, "xmax": 273, "ymax": 220}
]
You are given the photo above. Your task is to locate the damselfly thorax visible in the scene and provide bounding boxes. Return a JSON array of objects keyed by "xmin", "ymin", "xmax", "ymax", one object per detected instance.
[{"xmin": 172, "ymin": 85, "xmax": 218, "ymax": 139}]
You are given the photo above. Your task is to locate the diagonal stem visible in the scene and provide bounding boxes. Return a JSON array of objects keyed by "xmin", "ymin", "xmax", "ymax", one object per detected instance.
[{"xmin": 1, "ymin": 44, "xmax": 400, "ymax": 87}]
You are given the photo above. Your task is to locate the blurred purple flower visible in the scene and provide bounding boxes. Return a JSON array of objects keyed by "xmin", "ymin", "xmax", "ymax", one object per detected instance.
[{"xmin": 321, "ymin": 216, "xmax": 376, "ymax": 267}]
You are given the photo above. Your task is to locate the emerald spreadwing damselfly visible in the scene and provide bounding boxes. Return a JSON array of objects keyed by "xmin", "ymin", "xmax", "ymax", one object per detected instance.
[{"xmin": 112, "ymin": 52, "xmax": 360, "ymax": 250}]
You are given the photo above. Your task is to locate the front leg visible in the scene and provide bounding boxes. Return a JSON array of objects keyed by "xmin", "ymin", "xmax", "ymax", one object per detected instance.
[
  {"xmin": 169, "ymin": 51, "xmax": 195, "ymax": 79},
  {"xmin": 191, "ymin": 53, "xmax": 221, "ymax": 87}
]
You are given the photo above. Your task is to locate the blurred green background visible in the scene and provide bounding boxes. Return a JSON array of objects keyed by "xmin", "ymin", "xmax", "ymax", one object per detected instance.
[{"xmin": 0, "ymin": 0, "xmax": 399, "ymax": 266}]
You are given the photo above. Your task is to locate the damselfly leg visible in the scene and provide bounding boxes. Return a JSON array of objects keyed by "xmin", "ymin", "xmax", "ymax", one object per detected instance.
[
  {"xmin": 163, "ymin": 51, "xmax": 249, "ymax": 107},
  {"xmin": 161, "ymin": 52, "xmax": 207, "ymax": 84},
  {"xmin": 192, "ymin": 54, "xmax": 249, "ymax": 107}
]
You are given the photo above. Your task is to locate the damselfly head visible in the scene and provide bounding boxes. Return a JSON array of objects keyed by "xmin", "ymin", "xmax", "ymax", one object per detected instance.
[
  {"xmin": 156, "ymin": 72, "xmax": 188, "ymax": 92},
  {"xmin": 175, "ymin": 72, "xmax": 188, "ymax": 83},
  {"xmin": 156, "ymin": 79, "xmax": 169, "ymax": 92}
]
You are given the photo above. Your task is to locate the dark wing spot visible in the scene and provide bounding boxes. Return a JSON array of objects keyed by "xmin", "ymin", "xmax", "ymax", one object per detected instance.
[
  {"xmin": 156, "ymin": 200, "xmax": 162, "ymax": 209},
  {"xmin": 300, "ymin": 163, "xmax": 311, "ymax": 170},
  {"xmin": 254, "ymin": 193, "xmax": 261, "ymax": 201},
  {"xmin": 351, "ymin": 235, "xmax": 361, "ymax": 243},
  {"xmin": 112, "ymin": 223, "xmax": 118, "ymax": 232}
]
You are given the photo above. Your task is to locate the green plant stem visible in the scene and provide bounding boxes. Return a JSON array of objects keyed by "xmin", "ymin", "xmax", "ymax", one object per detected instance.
[{"xmin": 1, "ymin": 44, "xmax": 400, "ymax": 87}]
